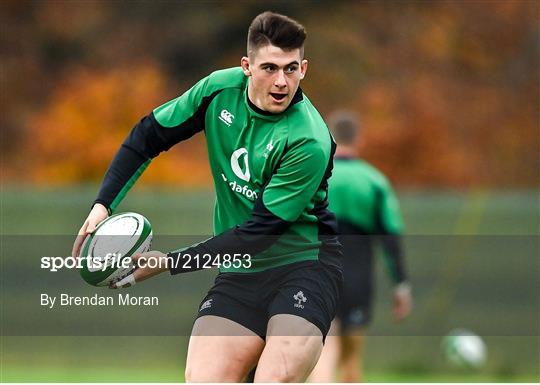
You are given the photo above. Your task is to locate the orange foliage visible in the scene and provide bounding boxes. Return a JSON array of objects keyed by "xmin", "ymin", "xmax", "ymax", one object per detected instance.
[
  {"xmin": 4, "ymin": 1, "xmax": 538, "ymax": 188},
  {"xmin": 25, "ymin": 64, "xmax": 211, "ymax": 186}
]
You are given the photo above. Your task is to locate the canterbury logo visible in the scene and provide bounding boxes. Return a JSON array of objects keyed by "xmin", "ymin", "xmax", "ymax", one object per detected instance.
[
  {"xmin": 219, "ymin": 109, "xmax": 234, "ymax": 126},
  {"xmin": 230, "ymin": 148, "xmax": 250, "ymax": 182},
  {"xmin": 199, "ymin": 299, "xmax": 213, "ymax": 311}
]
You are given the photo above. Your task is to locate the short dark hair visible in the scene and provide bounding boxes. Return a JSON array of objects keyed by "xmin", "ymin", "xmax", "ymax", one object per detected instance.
[
  {"xmin": 328, "ymin": 110, "xmax": 360, "ymax": 145},
  {"xmin": 247, "ymin": 11, "xmax": 306, "ymax": 57}
]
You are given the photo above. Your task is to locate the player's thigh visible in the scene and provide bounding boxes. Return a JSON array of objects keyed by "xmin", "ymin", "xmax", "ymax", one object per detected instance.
[
  {"xmin": 309, "ymin": 319, "xmax": 341, "ymax": 382},
  {"xmin": 186, "ymin": 315, "xmax": 265, "ymax": 382},
  {"xmin": 254, "ymin": 314, "xmax": 323, "ymax": 382}
]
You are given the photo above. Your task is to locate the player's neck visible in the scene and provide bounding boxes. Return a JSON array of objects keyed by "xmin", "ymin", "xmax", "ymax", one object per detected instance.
[{"xmin": 334, "ymin": 145, "xmax": 358, "ymax": 158}]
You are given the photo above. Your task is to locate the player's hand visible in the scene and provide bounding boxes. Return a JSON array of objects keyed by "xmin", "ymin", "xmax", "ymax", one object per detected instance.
[
  {"xmin": 109, "ymin": 251, "xmax": 169, "ymax": 289},
  {"xmin": 71, "ymin": 203, "xmax": 109, "ymax": 259},
  {"xmin": 393, "ymin": 282, "xmax": 412, "ymax": 321}
]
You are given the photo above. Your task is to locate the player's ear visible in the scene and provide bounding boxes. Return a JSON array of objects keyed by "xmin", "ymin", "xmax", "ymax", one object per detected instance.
[
  {"xmin": 300, "ymin": 59, "xmax": 308, "ymax": 79},
  {"xmin": 241, "ymin": 56, "xmax": 251, "ymax": 76}
]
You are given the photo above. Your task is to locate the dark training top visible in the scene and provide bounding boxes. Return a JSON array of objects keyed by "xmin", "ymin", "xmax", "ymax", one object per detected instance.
[
  {"xmin": 328, "ymin": 157, "xmax": 407, "ymax": 284},
  {"xmin": 94, "ymin": 67, "xmax": 341, "ymax": 274}
]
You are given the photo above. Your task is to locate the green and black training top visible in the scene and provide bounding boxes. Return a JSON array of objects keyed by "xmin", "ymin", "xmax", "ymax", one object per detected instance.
[
  {"xmin": 95, "ymin": 67, "xmax": 341, "ymax": 274},
  {"xmin": 329, "ymin": 157, "xmax": 406, "ymax": 284}
]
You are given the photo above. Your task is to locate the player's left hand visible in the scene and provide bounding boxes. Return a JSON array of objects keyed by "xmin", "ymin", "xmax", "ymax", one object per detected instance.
[
  {"xmin": 392, "ymin": 282, "xmax": 412, "ymax": 321},
  {"xmin": 110, "ymin": 251, "xmax": 169, "ymax": 289}
]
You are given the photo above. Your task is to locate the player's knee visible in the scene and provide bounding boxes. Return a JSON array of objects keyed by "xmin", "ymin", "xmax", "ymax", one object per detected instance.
[
  {"xmin": 185, "ymin": 361, "xmax": 242, "ymax": 383},
  {"xmin": 184, "ymin": 365, "xmax": 193, "ymax": 383},
  {"xmin": 255, "ymin": 366, "xmax": 299, "ymax": 383},
  {"xmin": 184, "ymin": 364, "xmax": 201, "ymax": 383},
  {"xmin": 185, "ymin": 367, "xmax": 233, "ymax": 383},
  {"xmin": 256, "ymin": 334, "xmax": 322, "ymax": 382}
]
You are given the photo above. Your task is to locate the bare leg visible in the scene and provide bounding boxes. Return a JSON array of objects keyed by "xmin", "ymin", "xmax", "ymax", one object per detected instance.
[
  {"xmin": 254, "ymin": 314, "xmax": 324, "ymax": 382},
  {"xmin": 339, "ymin": 327, "xmax": 365, "ymax": 383},
  {"xmin": 185, "ymin": 316, "xmax": 265, "ymax": 382},
  {"xmin": 309, "ymin": 319, "xmax": 340, "ymax": 382}
]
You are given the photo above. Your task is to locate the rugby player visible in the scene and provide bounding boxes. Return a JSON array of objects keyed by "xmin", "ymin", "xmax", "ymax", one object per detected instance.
[
  {"xmin": 310, "ymin": 111, "xmax": 412, "ymax": 382},
  {"xmin": 72, "ymin": 12, "xmax": 342, "ymax": 382}
]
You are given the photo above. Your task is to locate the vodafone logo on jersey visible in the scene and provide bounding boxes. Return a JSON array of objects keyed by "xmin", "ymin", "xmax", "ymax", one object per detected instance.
[
  {"xmin": 221, "ymin": 148, "xmax": 258, "ymax": 201},
  {"xmin": 230, "ymin": 148, "xmax": 250, "ymax": 182}
]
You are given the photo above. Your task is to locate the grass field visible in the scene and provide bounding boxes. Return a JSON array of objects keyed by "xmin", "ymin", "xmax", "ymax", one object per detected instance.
[
  {"xmin": 1, "ymin": 185, "xmax": 538, "ymax": 382},
  {"xmin": 3, "ymin": 365, "xmax": 538, "ymax": 383}
]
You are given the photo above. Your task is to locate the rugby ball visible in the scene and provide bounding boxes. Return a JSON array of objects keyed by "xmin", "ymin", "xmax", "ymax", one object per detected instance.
[
  {"xmin": 79, "ymin": 212, "xmax": 152, "ymax": 287},
  {"xmin": 442, "ymin": 329, "xmax": 487, "ymax": 369}
]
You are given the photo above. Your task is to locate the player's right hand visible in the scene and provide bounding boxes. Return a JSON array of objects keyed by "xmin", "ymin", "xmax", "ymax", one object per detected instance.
[
  {"xmin": 109, "ymin": 251, "xmax": 169, "ymax": 289},
  {"xmin": 71, "ymin": 203, "xmax": 109, "ymax": 259},
  {"xmin": 393, "ymin": 282, "xmax": 413, "ymax": 322}
]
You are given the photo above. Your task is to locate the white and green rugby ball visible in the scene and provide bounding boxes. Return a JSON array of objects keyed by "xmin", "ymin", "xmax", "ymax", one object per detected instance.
[
  {"xmin": 79, "ymin": 212, "xmax": 152, "ymax": 287},
  {"xmin": 442, "ymin": 329, "xmax": 487, "ymax": 369}
]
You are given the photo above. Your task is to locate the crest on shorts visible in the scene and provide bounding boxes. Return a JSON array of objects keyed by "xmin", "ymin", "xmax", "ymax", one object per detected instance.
[{"xmin": 293, "ymin": 291, "xmax": 307, "ymax": 309}]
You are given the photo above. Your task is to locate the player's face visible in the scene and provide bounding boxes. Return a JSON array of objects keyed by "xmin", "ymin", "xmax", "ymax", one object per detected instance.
[{"xmin": 241, "ymin": 44, "xmax": 308, "ymax": 114}]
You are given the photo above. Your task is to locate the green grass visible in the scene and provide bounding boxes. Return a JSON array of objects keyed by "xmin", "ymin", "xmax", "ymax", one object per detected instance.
[
  {"xmin": 3, "ymin": 365, "xmax": 538, "ymax": 383},
  {"xmin": 2, "ymin": 366, "xmax": 184, "ymax": 382},
  {"xmin": 2, "ymin": 186, "xmax": 537, "ymax": 235}
]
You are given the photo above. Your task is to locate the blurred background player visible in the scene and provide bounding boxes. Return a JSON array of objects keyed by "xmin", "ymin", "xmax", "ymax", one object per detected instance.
[{"xmin": 310, "ymin": 110, "xmax": 413, "ymax": 382}]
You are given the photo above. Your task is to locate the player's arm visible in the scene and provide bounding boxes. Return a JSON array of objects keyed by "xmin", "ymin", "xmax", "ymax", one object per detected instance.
[
  {"xmin": 111, "ymin": 138, "xmax": 330, "ymax": 287},
  {"xmin": 94, "ymin": 74, "xmax": 215, "ymax": 215},
  {"xmin": 381, "ymin": 233, "xmax": 412, "ymax": 321},
  {"xmin": 376, "ymin": 181, "xmax": 412, "ymax": 321},
  {"xmin": 72, "ymin": 75, "xmax": 216, "ymax": 258},
  {"xmin": 111, "ymin": 194, "xmax": 294, "ymax": 288}
]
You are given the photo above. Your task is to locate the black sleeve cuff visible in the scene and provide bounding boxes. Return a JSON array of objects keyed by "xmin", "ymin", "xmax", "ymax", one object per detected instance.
[{"xmin": 92, "ymin": 200, "xmax": 112, "ymax": 215}]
